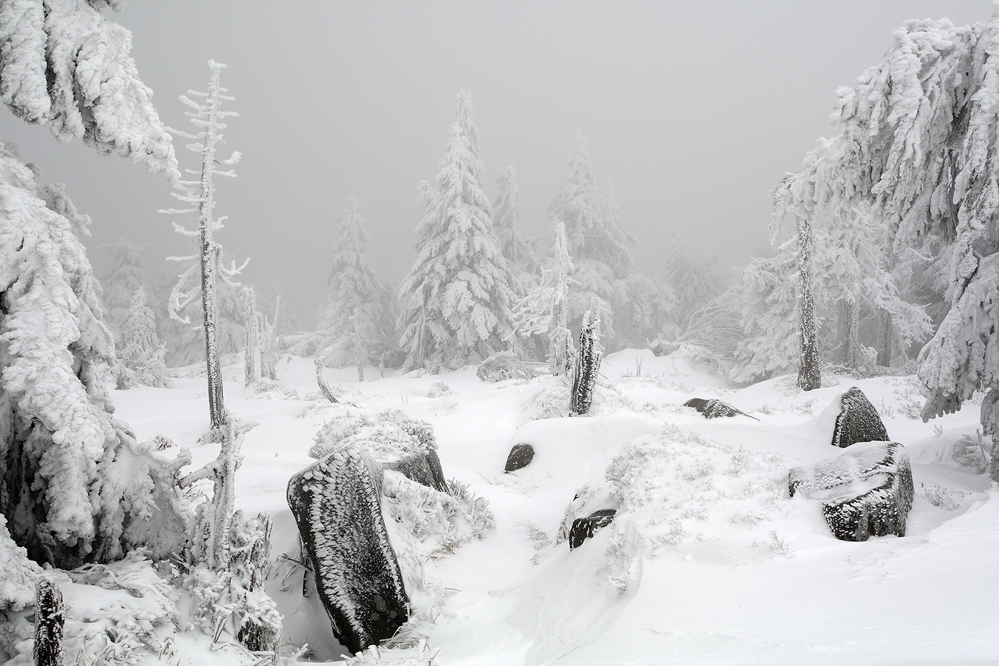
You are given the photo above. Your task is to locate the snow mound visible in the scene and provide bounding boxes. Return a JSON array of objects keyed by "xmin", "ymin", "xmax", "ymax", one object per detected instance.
[
  {"xmin": 0, "ymin": 515, "xmax": 41, "ymax": 612},
  {"xmin": 563, "ymin": 424, "xmax": 790, "ymax": 560}
]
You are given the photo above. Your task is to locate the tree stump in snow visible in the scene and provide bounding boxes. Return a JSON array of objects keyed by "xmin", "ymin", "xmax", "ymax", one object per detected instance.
[
  {"xmin": 504, "ymin": 443, "xmax": 535, "ymax": 473},
  {"xmin": 831, "ymin": 387, "xmax": 889, "ymax": 448},
  {"xmin": 287, "ymin": 447, "xmax": 409, "ymax": 654},
  {"xmin": 568, "ymin": 509, "xmax": 617, "ymax": 550},
  {"xmin": 570, "ymin": 313, "xmax": 601, "ymax": 416},
  {"xmin": 789, "ymin": 441, "xmax": 913, "ymax": 541},
  {"xmin": 683, "ymin": 398, "xmax": 758, "ymax": 420},
  {"xmin": 33, "ymin": 578, "xmax": 64, "ymax": 666}
]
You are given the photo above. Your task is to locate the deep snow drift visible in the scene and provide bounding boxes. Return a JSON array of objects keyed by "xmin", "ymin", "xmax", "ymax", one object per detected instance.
[{"xmin": 99, "ymin": 348, "xmax": 997, "ymax": 665}]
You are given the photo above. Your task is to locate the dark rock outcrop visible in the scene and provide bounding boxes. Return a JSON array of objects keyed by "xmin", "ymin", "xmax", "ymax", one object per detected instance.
[
  {"xmin": 684, "ymin": 398, "xmax": 758, "ymax": 420},
  {"xmin": 831, "ymin": 387, "xmax": 889, "ymax": 448},
  {"xmin": 568, "ymin": 509, "xmax": 616, "ymax": 550},
  {"xmin": 789, "ymin": 441, "xmax": 913, "ymax": 542},
  {"xmin": 504, "ymin": 443, "xmax": 535, "ymax": 473},
  {"xmin": 287, "ymin": 447, "xmax": 409, "ymax": 654}
]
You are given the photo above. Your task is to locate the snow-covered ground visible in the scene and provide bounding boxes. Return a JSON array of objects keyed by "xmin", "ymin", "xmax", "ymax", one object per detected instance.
[{"xmin": 111, "ymin": 349, "xmax": 999, "ymax": 666}]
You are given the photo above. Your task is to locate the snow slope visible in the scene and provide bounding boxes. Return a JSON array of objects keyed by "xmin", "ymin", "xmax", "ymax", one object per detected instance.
[{"xmin": 109, "ymin": 348, "xmax": 998, "ymax": 665}]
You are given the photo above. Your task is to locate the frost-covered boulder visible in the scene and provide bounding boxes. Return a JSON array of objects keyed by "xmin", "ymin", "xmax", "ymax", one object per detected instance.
[
  {"xmin": 287, "ymin": 447, "xmax": 409, "ymax": 654},
  {"xmin": 683, "ymin": 398, "xmax": 757, "ymax": 420},
  {"xmin": 568, "ymin": 509, "xmax": 616, "ymax": 550},
  {"xmin": 504, "ymin": 443, "xmax": 535, "ymax": 472},
  {"xmin": 830, "ymin": 387, "xmax": 889, "ymax": 448},
  {"xmin": 384, "ymin": 449, "xmax": 447, "ymax": 494},
  {"xmin": 789, "ymin": 441, "xmax": 914, "ymax": 541}
]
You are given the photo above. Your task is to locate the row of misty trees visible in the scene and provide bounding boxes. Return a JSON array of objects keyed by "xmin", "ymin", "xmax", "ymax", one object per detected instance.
[{"xmin": 304, "ymin": 92, "xmax": 720, "ymax": 377}]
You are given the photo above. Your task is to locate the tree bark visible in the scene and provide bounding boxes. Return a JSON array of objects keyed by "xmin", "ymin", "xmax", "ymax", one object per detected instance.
[
  {"xmin": 34, "ymin": 578, "xmax": 64, "ymax": 666},
  {"xmin": 796, "ymin": 215, "xmax": 820, "ymax": 391}
]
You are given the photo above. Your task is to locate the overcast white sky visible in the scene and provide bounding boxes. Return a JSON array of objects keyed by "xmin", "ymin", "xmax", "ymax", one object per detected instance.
[{"xmin": 1, "ymin": 0, "xmax": 990, "ymax": 327}]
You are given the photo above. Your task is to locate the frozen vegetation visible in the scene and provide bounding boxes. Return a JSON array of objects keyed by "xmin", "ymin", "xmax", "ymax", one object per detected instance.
[{"xmin": 0, "ymin": 2, "xmax": 998, "ymax": 666}]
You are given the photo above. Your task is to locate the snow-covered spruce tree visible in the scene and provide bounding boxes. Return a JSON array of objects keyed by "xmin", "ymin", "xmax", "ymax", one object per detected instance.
[
  {"xmin": 398, "ymin": 91, "xmax": 515, "ymax": 372},
  {"xmin": 319, "ymin": 196, "xmax": 385, "ymax": 378},
  {"xmin": 0, "ymin": 2, "xmax": 188, "ymax": 568},
  {"xmin": 570, "ymin": 312, "xmax": 602, "ymax": 416},
  {"xmin": 0, "ymin": 0, "xmax": 178, "ymax": 179},
  {"xmin": 0, "ymin": 140, "xmax": 188, "ymax": 568},
  {"xmin": 162, "ymin": 60, "xmax": 245, "ymax": 431},
  {"xmin": 662, "ymin": 235, "xmax": 725, "ymax": 339},
  {"xmin": 776, "ymin": 10, "xmax": 999, "ymax": 456},
  {"xmin": 549, "ymin": 138, "xmax": 637, "ymax": 346},
  {"xmin": 493, "ymin": 165, "xmax": 540, "ymax": 280},
  {"xmin": 117, "ymin": 286, "xmax": 170, "ymax": 388},
  {"xmin": 513, "ymin": 217, "xmax": 576, "ymax": 377},
  {"xmin": 99, "ymin": 239, "xmax": 147, "ymax": 347}
]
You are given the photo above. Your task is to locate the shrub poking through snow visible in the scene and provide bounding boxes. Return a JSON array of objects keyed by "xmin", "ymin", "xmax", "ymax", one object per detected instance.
[
  {"xmin": 310, "ymin": 410, "xmax": 437, "ymax": 462},
  {"xmin": 789, "ymin": 441, "xmax": 914, "ymax": 541},
  {"xmin": 476, "ymin": 350, "xmax": 545, "ymax": 383},
  {"xmin": 684, "ymin": 398, "xmax": 758, "ymax": 420},
  {"xmin": 570, "ymin": 312, "xmax": 602, "ymax": 416},
  {"xmin": 831, "ymin": 387, "xmax": 890, "ymax": 448},
  {"xmin": 559, "ymin": 424, "xmax": 788, "ymax": 556}
]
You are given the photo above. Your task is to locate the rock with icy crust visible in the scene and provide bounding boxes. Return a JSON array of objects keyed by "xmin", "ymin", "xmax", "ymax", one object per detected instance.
[
  {"xmin": 830, "ymin": 387, "xmax": 889, "ymax": 448},
  {"xmin": 789, "ymin": 441, "xmax": 913, "ymax": 541},
  {"xmin": 683, "ymin": 398, "xmax": 758, "ymax": 420},
  {"xmin": 568, "ymin": 509, "xmax": 617, "ymax": 549},
  {"xmin": 287, "ymin": 447, "xmax": 409, "ymax": 654},
  {"xmin": 504, "ymin": 443, "xmax": 535, "ymax": 472}
]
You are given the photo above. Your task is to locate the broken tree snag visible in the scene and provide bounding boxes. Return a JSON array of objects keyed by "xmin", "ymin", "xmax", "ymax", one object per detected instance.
[
  {"xmin": 34, "ymin": 578, "xmax": 64, "ymax": 666},
  {"xmin": 315, "ymin": 356, "xmax": 340, "ymax": 403},
  {"xmin": 789, "ymin": 441, "xmax": 914, "ymax": 541},
  {"xmin": 831, "ymin": 387, "xmax": 889, "ymax": 448},
  {"xmin": 570, "ymin": 312, "xmax": 602, "ymax": 416},
  {"xmin": 287, "ymin": 447, "xmax": 408, "ymax": 654}
]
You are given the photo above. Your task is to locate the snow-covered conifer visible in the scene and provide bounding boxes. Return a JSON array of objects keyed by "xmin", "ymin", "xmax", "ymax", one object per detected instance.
[
  {"xmin": 662, "ymin": 236, "xmax": 725, "ymax": 339},
  {"xmin": 513, "ymin": 217, "xmax": 576, "ymax": 376},
  {"xmin": 777, "ymin": 10, "xmax": 999, "ymax": 444},
  {"xmin": 398, "ymin": 91, "xmax": 515, "ymax": 372},
  {"xmin": 99, "ymin": 240, "xmax": 147, "ymax": 347},
  {"xmin": 0, "ymin": 0, "xmax": 177, "ymax": 178},
  {"xmin": 162, "ymin": 61, "xmax": 245, "ymax": 430},
  {"xmin": 319, "ymin": 196, "xmax": 385, "ymax": 376},
  {"xmin": 493, "ymin": 165, "xmax": 539, "ymax": 278},
  {"xmin": 117, "ymin": 287, "xmax": 170, "ymax": 388}
]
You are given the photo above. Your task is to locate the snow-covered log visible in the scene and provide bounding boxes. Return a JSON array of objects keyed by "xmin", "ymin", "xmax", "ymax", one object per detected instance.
[
  {"xmin": 33, "ymin": 577, "xmax": 64, "ymax": 666},
  {"xmin": 830, "ymin": 387, "xmax": 889, "ymax": 448},
  {"xmin": 568, "ymin": 509, "xmax": 616, "ymax": 550},
  {"xmin": 789, "ymin": 441, "xmax": 913, "ymax": 541},
  {"xmin": 683, "ymin": 398, "xmax": 758, "ymax": 420},
  {"xmin": 287, "ymin": 447, "xmax": 409, "ymax": 654}
]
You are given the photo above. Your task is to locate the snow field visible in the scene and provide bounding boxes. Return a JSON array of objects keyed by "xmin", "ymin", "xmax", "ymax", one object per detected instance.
[{"xmin": 109, "ymin": 349, "xmax": 998, "ymax": 665}]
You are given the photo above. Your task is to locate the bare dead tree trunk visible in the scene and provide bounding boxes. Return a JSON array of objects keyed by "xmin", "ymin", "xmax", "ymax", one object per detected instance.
[
  {"xmin": 315, "ymin": 356, "xmax": 339, "ymax": 404},
  {"xmin": 242, "ymin": 287, "xmax": 259, "ymax": 386},
  {"xmin": 796, "ymin": 215, "xmax": 820, "ymax": 391},
  {"xmin": 876, "ymin": 309, "xmax": 893, "ymax": 367},
  {"xmin": 352, "ymin": 307, "xmax": 364, "ymax": 382},
  {"xmin": 34, "ymin": 578, "xmax": 64, "ymax": 666}
]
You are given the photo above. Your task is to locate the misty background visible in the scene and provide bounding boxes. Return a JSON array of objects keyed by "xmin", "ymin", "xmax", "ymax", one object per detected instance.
[{"xmin": 0, "ymin": 0, "xmax": 989, "ymax": 329}]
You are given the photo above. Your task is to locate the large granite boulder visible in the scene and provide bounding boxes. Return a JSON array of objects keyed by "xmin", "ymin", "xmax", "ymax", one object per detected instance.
[
  {"xmin": 789, "ymin": 441, "xmax": 913, "ymax": 541},
  {"xmin": 830, "ymin": 387, "xmax": 889, "ymax": 448},
  {"xmin": 683, "ymin": 398, "xmax": 757, "ymax": 420},
  {"xmin": 287, "ymin": 447, "xmax": 409, "ymax": 654}
]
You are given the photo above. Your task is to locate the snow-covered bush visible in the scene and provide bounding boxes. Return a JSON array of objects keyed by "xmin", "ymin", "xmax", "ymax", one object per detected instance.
[{"xmin": 310, "ymin": 410, "xmax": 437, "ymax": 461}]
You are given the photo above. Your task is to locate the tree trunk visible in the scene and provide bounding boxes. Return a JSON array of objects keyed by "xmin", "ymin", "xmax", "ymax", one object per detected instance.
[
  {"xmin": 796, "ymin": 215, "xmax": 820, "ymax": 391},
  {"xmin": 34, "ymin": 578, "xmax": 64, "ymax": 666},
  {"xmin": 570, "ymin": 312, "xmax": 601, "ymax": 415},
  {"xmin": 876, "ymin": 309, "xmax": 893, "ymax": 367},
  {"xmin": 352, "ymin": 307, "xmax": 364, "ymax": 382},
  {"xmin": 243, "ymin": 288, "xmax": 258, "ymax": 387},
  {"xmin": 198, "ymin": 66, "xmax": 226, "ymax": 431}
]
